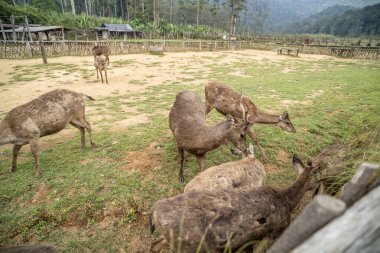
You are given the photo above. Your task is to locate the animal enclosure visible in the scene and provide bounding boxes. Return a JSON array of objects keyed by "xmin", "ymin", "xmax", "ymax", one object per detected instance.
[
  {"xmin": 0, "ymin": 40, "xmax": 379, "ymax": 59},
  {"xmin": 0, "ymin": 49, "xmax": 379, "ymax": 252}
]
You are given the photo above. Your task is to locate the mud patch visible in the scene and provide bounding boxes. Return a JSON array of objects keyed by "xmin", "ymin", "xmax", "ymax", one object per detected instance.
[
  {"xmin": 120, "ymin": 141, "xmax": 164, "ymax": 173},
  {"xmin": 30, "ymin": 183, "xmax": 49, "ymax": 204}
]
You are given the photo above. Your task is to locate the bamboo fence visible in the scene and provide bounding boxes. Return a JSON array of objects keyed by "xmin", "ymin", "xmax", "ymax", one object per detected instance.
[{"xmin": 0, "ymin": 40, "xmax": 379, "ymax": 59}]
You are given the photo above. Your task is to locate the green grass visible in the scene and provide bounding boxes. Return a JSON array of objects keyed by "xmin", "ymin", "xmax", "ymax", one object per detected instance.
[{"xmin": 0, "ymin": 52, "xmax": 379, "ymax": 252}]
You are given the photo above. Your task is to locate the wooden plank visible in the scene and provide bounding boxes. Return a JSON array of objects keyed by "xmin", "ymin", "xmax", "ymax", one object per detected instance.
[
  {"xmin": 291, "ymin": 185, "xmax": 380, "ymax": 253},
  {"xmin": 267, "ymin": 195, "xmax": 346, "ymax": 253},
  {"xmin": 341, "ymin": 163, "xmax": 379, "ymax": 207}
]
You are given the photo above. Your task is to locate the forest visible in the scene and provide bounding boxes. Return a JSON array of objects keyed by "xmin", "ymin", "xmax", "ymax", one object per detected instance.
[{"xmin": 0, "ymin": 0, "xmax": 379, "ymax": 38}]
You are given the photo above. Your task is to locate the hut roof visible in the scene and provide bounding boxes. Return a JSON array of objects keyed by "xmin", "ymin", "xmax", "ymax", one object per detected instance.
[
  {"xmin": 1, "ymin": 25, "xmax": 69, "ymax": 33},
  {"xmin": 96, "ymin": 23, "xmax": 136, "ymax": 32}
]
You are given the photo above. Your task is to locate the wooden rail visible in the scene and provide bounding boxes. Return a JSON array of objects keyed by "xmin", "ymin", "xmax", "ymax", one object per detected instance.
[
  {"xmin": 277, "ymin": 47, "xmax": 300, "ymax": 57},
  {"xmin": 0, "ymin": 40, "xmax": 379, "ymax": 60}
]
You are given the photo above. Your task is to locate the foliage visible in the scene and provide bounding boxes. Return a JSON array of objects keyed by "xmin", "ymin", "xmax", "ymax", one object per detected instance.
[
  {"xmin": 280, "ymin": 3, "xmax": 380, "ymax": 36},
  {"xmin": 0, "ymin": 0, "xmax": 49, "ymax": 24}
]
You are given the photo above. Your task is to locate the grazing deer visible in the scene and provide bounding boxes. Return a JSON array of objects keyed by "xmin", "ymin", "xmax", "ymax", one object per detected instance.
[
  {"xmin": 94, "ymin": 54, "xmax": 108, "ymax": 84},
  {"xmin": 92, "ymin": 45, "xmax": 110, "ymax": 66},
  {"xmin": 184, "ymin": 143, "xmax": 265, "ymax": 193},
  {"xmin": 0, "ymin": 89, "xmax": 95, "ymax": 176},
  {"xmin": 149, "ymin": 155, "xmax": 316, "ymax": 253},
  {"xmin": 169, "ymin": 90, "xmax": 249, "ymax": 182},
  {"xmin": 205, "ymin": 81, "xmax": 296, "ymax": 157}
]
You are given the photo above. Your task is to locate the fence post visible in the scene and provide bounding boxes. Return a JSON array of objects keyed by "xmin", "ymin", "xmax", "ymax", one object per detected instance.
[
  {"xmin": 39, "ymin": 34, "xmax": 48, "ymax": 64},
  {"xmin": 25, "ymin": 16, "xmax": 33, "ymax": 42},
  {"xmin": 0, "ymin": 19, "xmax": 6, "ymax": 41},
  {"xmin": 11, "ymin": 14, "xmax": 16, "ymax": 42}
]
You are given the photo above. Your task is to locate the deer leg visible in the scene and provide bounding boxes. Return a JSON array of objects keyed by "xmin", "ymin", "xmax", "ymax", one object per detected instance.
[
  {"xmin": 71, "ymin": 118, "xmax": 95, "ymax": 148},
  {"xmin": 196, "ymin": 154, "xmax": 205, "ymax": 172},
  {"xmin": 204, "ymin": 101, "xmax": 213, "ymax": 115},
  {"xmin": 70, "ymin": 121, "xmax": 86, "ymax": 148},
  {"xmin": 11, "ymin": 144, "xmax": 23, "ymax": 172},
  {"xmin": 151, "ymin": 235, "xmax": 167, "ymax": 253},
  {"xmin": 100, "ymin": 70, "xmax": 104, "ymax": 83},
  {"xmin": 96, "ymin": 68, "xmax": 99, "ymax": 79},
  {"xmin": 104, "ymin": 68, "xmax": 108, "ymax": 84},
  {"xmin": 30, "ymin": 138, "xmax": 41, "ymax": 176},
  {"xmin": 178, "ymin": 147, "xmax": 185, "ymax": 182},
  {"xmin": 247, "ymin": 127, "xmax": 266, "ymax": 158}
]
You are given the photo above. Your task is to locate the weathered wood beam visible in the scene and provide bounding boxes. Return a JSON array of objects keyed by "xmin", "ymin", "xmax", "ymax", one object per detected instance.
[
  {"xmin": 291, "ymin": 185, "xmax": 380, "ymax": 253},
  {"xmin": 267, "ymin": 195, "xmax": 346, "ymax": 253}
]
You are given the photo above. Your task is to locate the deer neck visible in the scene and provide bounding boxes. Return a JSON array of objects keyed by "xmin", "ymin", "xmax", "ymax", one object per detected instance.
[
  {"xmin": 280, "ymin": 170, "xmax": 311, "ymax": 212},
  {"xmin": 253, "ymin": 110, "xmax": 279, "ymax": 124}
]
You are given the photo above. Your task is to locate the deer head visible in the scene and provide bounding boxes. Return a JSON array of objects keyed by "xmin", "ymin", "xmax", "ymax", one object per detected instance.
[
  {"xmin": 278, "ymin": 111, "xmax": 296, "ymax": 132},
  {"xmin": 226, "ymin": 114, "xmax": 249, "ymax": 155}
]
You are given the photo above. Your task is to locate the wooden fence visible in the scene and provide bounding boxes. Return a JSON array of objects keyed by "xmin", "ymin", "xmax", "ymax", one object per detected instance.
[{"xmin": 0, "ymin": 40, "xmax": 379, "ymax": 59}]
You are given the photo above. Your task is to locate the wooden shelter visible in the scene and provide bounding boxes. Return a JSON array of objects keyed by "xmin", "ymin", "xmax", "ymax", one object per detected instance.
[
  {"xmin": 95, "ymin": 23, "xmax": 142, "ymax": 40},
  {"xmin": 0, "ymin": 25, "xmax": 70, "ymax": 42}
]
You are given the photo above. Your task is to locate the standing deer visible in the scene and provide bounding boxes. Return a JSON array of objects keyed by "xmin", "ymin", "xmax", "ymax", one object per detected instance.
[
  {"xmin": 0, "ymin": 89, "xmax": 95, "ymax": 176},
  {"xmin": 184, "ymin": 143, "xmax": 266, "ymax": 193},
  {"xmin": 92, "ymin": 45, "xmax": 110, "ymax": 66},
  {"xmin": 205, "ymin": 81, "xmax": 296, "ymax": 157},
  {"xmin": 94, "ymin": 54, "xmax": 108, "ymax": 84},
  {"xmin": 169, "ymin": 90, "xmax": 249, "ymax": 182},
  {"xmin": 149, "ymin": 155, "xmax": 316, "ymax": 253}
]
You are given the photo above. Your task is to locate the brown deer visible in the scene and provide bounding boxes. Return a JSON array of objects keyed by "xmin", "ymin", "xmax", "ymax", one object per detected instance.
[
  {"xmin": 94, "ymin": 54, "xmax": 108, "ymax": 84},
  {"xmin": 184, "ymin": 143, "xmax": 265, "ymax": 193},
  {"xmin": 92, "ymin": 45, "xmax": 110, "ymax": 66},
  {"xmin": 149, "ymin": 155, "xmax": 316, "ymax": 253},
  {"xmin": 169, "ymin": 90, "xmax": 249, "ymax": 182},
  {"xmin": 0, "ymin": 89, "xmax": 95, "ymax": 176},
  {"xmin": 205, "ymin": 81, "xmax": 296, "ymax": 157}
]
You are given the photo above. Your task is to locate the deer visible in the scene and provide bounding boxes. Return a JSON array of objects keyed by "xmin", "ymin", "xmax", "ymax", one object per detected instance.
[
  {"xmin": 92, "ymin": 45, "xmax": 110, "ymax": 66},
  {"xmin": 169, "ymin": 90, "xmax": 249, "ymax": 182},
  {"xmin": 149, "ymin": 155, "xmax": 316, "ymax": 253},
  {"xmin": 184, "ymin": 143, "xmax": 265, "ymax": 193},
  {"xmin": 94, "ymin": 54, "xmax": 108, "ymax": 84},
  {"xmin": 0, "ymin": 89, "xmax": 95, "ymax": 176},
  {"xmin": 205, "ymin": 81, "xmax": 296, "ymax": 157}
]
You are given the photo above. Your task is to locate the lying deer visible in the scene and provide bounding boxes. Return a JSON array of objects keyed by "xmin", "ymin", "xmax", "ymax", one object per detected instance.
[
  {"xmin": 0, "ymin": 89, "xmax": 95, "ymax": 176},
  {"xmin": 205, "ymin": 81, "xmax": 296, "ymax": 157},
  {"xmin": 149, "ymin": 155, "xmax": 316, "ymax": 253},
  {"xmin": 184, "ymin": 143, "xmax": 265, "ymax": 193},
  {"xmin": 92, "ymin": 45, "xmax": 110, "ymax": 66},
  {"xmin": 94, "ymin": 54, "xmax": 108, "ymax": 84},
  {"xmin": 169, "ymin": 90, "xmax": 249, "ymax": 182}
]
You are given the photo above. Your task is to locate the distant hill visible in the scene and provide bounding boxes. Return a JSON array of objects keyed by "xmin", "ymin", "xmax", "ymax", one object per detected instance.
[
  {"xmin": 278, "ymin": 3, "xmax": 380, "ymax": 36},
  {"xmin": 245, "ymin": 0, "xmax": 380, "ymax": 32}
]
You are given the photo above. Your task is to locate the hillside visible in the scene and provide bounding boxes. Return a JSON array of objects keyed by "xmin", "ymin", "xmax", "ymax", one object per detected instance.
[
  {"xmin": 278, "ymin": 3, "xmax": 380, "ymax": 36},
  {"xmin": 264, "ymin": 0, "xmax": 380, "ymax": 31}
]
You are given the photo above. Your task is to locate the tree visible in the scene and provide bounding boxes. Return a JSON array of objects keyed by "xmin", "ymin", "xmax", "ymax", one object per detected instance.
[{"xmin": 227, "ymin": 0, "xmax": 246, "ymax": 35}]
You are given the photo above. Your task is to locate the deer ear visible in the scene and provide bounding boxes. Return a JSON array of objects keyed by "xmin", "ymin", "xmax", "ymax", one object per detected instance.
[
  {"xmin": 249, "ymin": 143, "xmax": 254, "ymax": 157},
  {"xmin": 280, "ymin": 111, "xmax": 289, "ymax": 120},
  {"xmin": 226, "ymin": 114, "xmax": 234, "ymax": 124},
  {"xmin": 292, "ymin": 154, "xmax": 305, "ymax": 174}
]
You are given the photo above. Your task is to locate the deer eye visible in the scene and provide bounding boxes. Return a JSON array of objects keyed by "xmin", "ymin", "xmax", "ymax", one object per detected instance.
[{"xmin": 240, "ymin": 134, "xmax": 245, "ymax": 139}]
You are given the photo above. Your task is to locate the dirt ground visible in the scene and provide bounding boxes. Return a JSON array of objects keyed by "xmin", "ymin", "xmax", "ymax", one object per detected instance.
[{"xmin": 0, "ymin": 49, "xmax": 332, "ymax": 114}]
